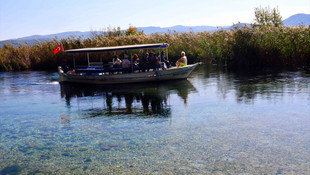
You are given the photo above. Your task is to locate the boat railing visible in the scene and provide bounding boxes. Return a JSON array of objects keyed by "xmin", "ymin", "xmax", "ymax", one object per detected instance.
[
  {"xmin": 72, "ymin": 64, "xmax": 165, "ymax": 75},
  {"xmin": 89, "ymin": 62, "xmax": 104, "ymax": 67}
]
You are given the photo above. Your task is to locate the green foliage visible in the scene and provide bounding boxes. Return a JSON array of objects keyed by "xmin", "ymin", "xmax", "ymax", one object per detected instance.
[
  {"xmin": 253, "ymin": 6, "xmax": 283, "ymax": 27},
  {"xmin": 230, "ymin": 25, "xmax": 310, "ymax": 68},
  {"xmin": 0, "ymin": 25, "xmax": 309, "ymax": 71}
]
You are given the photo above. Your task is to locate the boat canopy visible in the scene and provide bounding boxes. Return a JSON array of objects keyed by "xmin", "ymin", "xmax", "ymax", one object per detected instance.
[{"xmin": 65, "ymin": 43, "xmax": 169, "ymax": 54}]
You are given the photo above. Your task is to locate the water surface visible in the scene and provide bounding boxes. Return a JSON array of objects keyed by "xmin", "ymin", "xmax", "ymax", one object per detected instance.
[{"xmin": 0, "ymin": 65, "xmax": 309, "ymax": 174}]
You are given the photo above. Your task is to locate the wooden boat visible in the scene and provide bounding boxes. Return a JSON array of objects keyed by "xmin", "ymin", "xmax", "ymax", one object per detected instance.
[{"xmin": 58, "ymin": 43, "xmax": 198, "ymax": 84}]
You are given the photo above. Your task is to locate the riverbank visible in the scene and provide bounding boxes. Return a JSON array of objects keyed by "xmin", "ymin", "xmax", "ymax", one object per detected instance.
[{"xmin": 0, "ymin": 25, "xmax": 309, "ymax": 71}]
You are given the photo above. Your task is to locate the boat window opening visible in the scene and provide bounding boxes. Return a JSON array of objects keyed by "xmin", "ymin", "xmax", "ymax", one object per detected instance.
[
  {"xmin": 73, "ymin": 55, "xmax": 76, "ymax": 69},
  {"xmin": 87, "ymin": 52, "xmax": 90, "ymax": 67},
  {"xmin": 113, "ymin": 51, "xmax": 116, "ymax": 63},
  {"xmin": 158, "ymin": 47, "xmax": 160, "ymax": 58}
]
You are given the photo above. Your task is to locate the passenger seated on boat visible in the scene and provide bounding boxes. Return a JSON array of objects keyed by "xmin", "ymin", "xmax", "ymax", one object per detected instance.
[
  {"xmin": 176, "ymin": 51, "xmax": 187, "ymax": 67},
  {"xmin": 61, "ymin": 60, "xmax": 70, "ymax": 73},
  {"xmin": 122, "ymin": 55, "xmax": 131, "ymax": 73},
  {"xmin": 150, "ymin": 53, "xmax": 160, "ymax": 71},
  {"xmin": 133, "ymin": 54, "xmax": 140, "ymax": 71},
  {"xmin": 140, "ymin": 52, "xmax": 150, "ymax": 72},
  {"xmin": 161, "ymin": 51, "xmax": 170, "ymax": 68},
  {"xmin": 113, "ymin": 55, "xmax": 122, "ymax": 68},
  {"xmin": 102, "ymin": 58, "xmax": 110, "ymax": 72}
]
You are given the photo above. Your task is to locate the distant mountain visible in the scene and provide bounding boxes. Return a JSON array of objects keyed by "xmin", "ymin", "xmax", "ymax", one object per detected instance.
[
  {"xmin": 0, "ymin": 31, "xmax": 93, "ymax": 46},
  {"xmin": 17, "ymin": 31, "xmax": 92, "ymax": 41},
  {"xmin": 0, "ymin": 25, "xmax": 241, "ymax": 47},
  {"xmin": 1, "ymin": 13, "xmax": 309, "ymax": 47},
  {"xmin": 138, "ymin": 25, "xmax": 232, "ymax": 34},
  {"xmin": 284, "ymin": 13, "xmax": 310, "ymax": 26}
]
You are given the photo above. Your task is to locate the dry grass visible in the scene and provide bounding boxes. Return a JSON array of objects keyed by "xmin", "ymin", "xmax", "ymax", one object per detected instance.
[{"xmin": 0, "ymin": 25, "xmax": 309, "ymax": 71}]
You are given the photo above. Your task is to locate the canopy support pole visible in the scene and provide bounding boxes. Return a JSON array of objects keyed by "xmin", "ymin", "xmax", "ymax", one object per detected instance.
[
  {"xmin": 158, "ymin": 47, "xmax": 160, "ymax": 61},
  {"xmin": 87, "ymin": 52, "xmax": 90, "ymax": 67},
  {"xmin": 131, "ymin": 51, "xmax": 133, "ymax": 73},
  {"xmin": 73, "ymin": 55, "xmax": 76, "ymax": 69},
  {"xmin": 166, "ymin": 47, "xmax": 168, "ymax": 60}
]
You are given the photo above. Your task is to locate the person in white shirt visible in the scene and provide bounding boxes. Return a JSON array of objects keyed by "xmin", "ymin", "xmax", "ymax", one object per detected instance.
[
  {"xmin": 122, "ymin": 55, "xmax": 131, "ymax": 68},
  {"xmin": 176, "ymin": 51, "xmax": 187, "ymax": 67}
]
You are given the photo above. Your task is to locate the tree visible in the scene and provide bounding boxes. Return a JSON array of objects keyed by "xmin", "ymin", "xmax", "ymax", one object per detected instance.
[
  {"xmin": 252, "ymin": 6, "xmax": 283, "ymax": 27},
  {"xmin": 125, "ymin": 25, "xmax": 144, "ymax": 36},
  {"xmin": 125, "ymin": 25, "xmax": 138, "ymax": 36}
]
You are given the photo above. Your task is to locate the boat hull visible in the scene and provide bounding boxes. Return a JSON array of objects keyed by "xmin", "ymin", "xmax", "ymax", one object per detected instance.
[{"xmin": 58, "ymin": 63, "xmax": 198, "ymax": 84}]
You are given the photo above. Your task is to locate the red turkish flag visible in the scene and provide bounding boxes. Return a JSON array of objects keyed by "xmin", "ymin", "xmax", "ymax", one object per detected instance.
[{"xmin": 53, "ymin": 45, "xmax": 63, "ymax": 55}]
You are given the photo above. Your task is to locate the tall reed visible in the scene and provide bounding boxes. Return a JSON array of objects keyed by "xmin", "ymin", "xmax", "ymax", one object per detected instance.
[{"xmin": 0, "ymin": 25, "xmax": 309, "ymax": 71}]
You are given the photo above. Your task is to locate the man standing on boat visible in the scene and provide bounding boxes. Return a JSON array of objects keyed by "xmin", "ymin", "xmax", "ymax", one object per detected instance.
[{"xmin": 176, "ymin": 51, "xmax": 187, "ymax": 67}]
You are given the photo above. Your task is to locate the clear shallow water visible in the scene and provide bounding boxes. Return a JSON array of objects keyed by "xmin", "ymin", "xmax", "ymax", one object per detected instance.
[{"xmin": 0, "ymin": 65, "xmax": 310, "ymax": 174}]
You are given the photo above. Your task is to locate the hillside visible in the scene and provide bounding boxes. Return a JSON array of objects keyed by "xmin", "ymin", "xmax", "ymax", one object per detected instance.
[{"xmin": 283, "ymin": 13, "xmax": 310, "ymax": 26}]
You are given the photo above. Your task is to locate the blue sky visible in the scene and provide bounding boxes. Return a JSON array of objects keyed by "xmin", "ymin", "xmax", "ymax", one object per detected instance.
[{"xmin": 0, "ymin": 0, "xmax": 309, "ymax": 41}]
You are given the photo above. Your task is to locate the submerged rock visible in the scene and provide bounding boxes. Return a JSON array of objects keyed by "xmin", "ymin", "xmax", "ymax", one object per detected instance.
[{"xmin": 0, "ymin": 165, "xmax": 22, "ymax": 175}]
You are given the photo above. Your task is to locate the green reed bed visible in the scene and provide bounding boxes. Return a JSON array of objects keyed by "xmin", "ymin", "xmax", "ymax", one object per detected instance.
[
  {"xmin": 0, "ymin": 25, "xmax": 309, "ymax": 71},
  {"xmin": 229, "ymin": 25, "xmax": 310, "ymax": 69}
]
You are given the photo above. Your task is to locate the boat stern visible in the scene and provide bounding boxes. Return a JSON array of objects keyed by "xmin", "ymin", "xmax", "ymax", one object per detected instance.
[{"xmin": 58, "ymin": 66, "xmax": 64, "ymax": 82}]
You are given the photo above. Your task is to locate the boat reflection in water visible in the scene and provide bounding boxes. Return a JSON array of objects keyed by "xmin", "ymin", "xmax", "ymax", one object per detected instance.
[{"xmin": 60, "ymin": 80, "xmax": 196, "ymax": 118}]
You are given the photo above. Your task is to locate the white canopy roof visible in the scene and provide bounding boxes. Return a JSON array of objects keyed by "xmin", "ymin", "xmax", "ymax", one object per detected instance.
[{"xmin": 65, "ymin": 43, "xmax": 169, "ymax": 53}]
